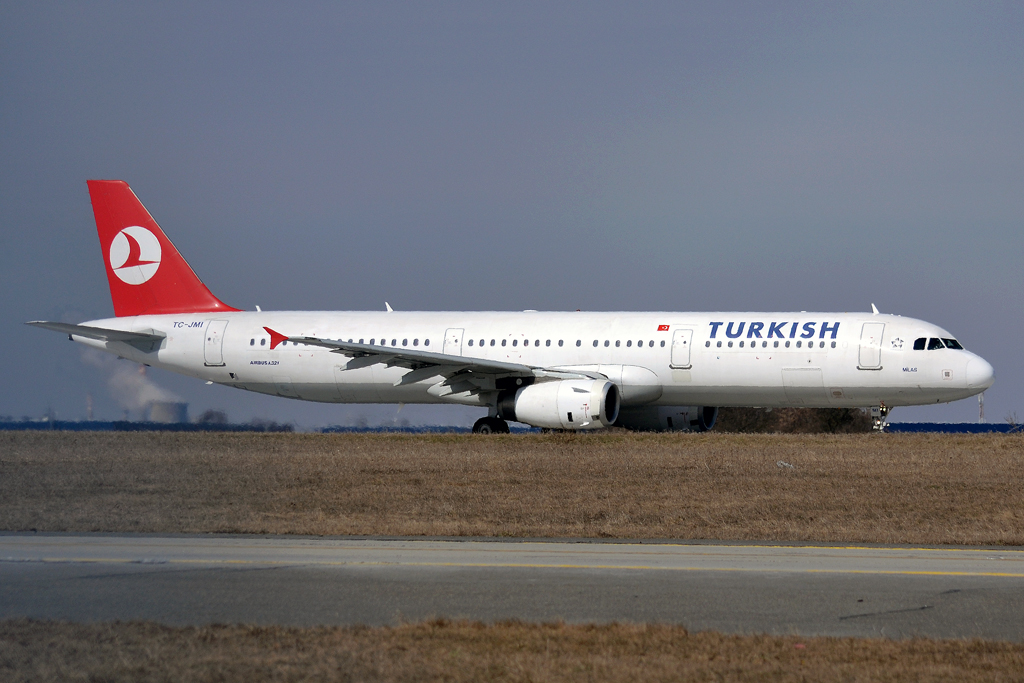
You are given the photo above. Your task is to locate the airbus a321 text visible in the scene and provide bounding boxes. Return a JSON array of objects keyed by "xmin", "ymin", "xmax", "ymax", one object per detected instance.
[{"xmin": 30, "ymin": 181, "xmax": 994, "ymax": 433}]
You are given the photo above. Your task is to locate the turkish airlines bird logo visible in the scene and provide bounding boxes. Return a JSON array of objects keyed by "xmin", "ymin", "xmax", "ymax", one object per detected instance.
[{"xmin": 109, "ymin": 226, "xmax": 161, "ymax": 285}]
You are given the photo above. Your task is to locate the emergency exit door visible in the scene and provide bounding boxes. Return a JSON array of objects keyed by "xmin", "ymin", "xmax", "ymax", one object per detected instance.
[
  {"xmin": 670, "ymin": 328, "xmax": 693, "ymax": 368},
  {"xmin": 443, "ymin": 328, "xmax": 464, "ymax": 356}
]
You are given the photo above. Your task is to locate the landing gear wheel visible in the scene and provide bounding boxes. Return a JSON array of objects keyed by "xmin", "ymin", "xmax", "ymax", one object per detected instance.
[{"xmin": 473, "ymin": 417, "xmax": 510, "ymax": 434}]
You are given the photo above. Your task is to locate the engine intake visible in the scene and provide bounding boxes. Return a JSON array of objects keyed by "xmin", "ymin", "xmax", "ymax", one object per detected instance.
[{"xmin": 498, "ymin": 379, "xmax": 620, "ymax": 430}]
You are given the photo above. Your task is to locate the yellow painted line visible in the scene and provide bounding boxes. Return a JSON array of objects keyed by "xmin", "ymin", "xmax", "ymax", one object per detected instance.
[{"xmin": 9, "ymin": 556, "xmax": 1024, "ymax": 578}]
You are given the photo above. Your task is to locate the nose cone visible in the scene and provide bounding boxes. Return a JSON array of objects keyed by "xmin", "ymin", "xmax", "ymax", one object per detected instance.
[{"xmin": 966, "ymin": 357, "xmax": 995, "ymax": 390}]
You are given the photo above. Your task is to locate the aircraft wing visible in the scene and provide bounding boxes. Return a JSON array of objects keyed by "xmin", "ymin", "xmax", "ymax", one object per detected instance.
[
  {"xmin": 264, "ymin": 327, "xmax": 603, "ymax": 388},
  {"xmin": 27, "ymin": 321, "xmax": 166, "ymax": 351}
]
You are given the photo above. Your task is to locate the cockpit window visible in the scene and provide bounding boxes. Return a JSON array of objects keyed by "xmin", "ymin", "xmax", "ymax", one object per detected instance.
[
  {"xmin": 913, "ymin": 338, "xmax": 926, "ymax": 350},
  {"xmin": 942, "ymin": 338, "xmax": 964, "ymax": 350},
  {"xmin": 927, "ymin": 338, "xmax": 945, "ymax": 350}
]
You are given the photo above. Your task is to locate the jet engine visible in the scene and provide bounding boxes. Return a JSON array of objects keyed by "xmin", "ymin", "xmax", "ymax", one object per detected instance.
[
  {"xmin": 615, "ymin": 405, "xmax": 718, "ymax": 432},
  {"xmin": 497, "ymin": 379, "xmax": 620, "ymax": 430}
]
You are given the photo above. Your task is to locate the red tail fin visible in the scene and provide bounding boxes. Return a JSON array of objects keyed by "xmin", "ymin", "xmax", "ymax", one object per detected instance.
[{"xmin": 87, "ymin": 180, "xmax": 239, "ymax": 317}]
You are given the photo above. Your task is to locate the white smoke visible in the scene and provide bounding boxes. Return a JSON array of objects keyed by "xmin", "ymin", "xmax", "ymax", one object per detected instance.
[{"xmin": 81, "ymin": 348, "xmax": 181, "ymax": 415}]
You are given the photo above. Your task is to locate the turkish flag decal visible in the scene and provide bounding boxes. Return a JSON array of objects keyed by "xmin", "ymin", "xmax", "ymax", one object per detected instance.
[{"xmin": 657, "ymin": 324, "xmax": 670, "ymax": 331}]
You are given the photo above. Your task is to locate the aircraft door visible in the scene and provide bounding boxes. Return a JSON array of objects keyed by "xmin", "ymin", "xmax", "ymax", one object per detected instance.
[
  {"xmin": 858, "ymin": 322, "xmax": 885, "ymax": 369},
  {"xmin": 670, "ymin": 329, "xmax": 693, "ymax": 369},
  {"xmin": 443, "ymin": 328, "xmax": 464, "ymax": 356},
  {"xmin": 204, "ymin": 319, "xmax": 229, "ymax": 366}
]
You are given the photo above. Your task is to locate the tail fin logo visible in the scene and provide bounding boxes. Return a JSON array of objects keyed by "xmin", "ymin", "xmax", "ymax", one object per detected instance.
[{"xmin": 109, "ymin": 225, "xmax": 161, "ymax": 285}]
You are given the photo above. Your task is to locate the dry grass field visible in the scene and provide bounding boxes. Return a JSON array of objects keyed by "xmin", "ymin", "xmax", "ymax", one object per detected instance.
[
  {"xmin": 4, "ymin": 618, "xmax": 1024, "ymax": 683},
  {"xmin": 1, "ymin": 431, "xmax": 1022, "ymax": 544}
]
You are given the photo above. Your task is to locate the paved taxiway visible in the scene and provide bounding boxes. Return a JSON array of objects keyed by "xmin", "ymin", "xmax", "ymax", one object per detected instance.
[{"xmin": 2, "ymin": 533, "xmax": 1023, "ymax": 640}]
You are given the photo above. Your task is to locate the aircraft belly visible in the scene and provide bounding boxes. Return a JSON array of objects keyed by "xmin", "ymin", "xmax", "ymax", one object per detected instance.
[{"xmin": 334, "ymin": 365, "xmax": 381, "ymax": 402}]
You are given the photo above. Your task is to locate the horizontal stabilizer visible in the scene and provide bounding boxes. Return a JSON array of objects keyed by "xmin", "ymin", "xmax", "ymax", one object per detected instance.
[{"xmin": 27, "ymin": 321, "xmax": 165, "ymax": 352}]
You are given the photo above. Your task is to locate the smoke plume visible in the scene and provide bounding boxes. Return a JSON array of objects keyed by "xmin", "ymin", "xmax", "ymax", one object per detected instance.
[{"xmin": 81, "ymin": 349, "xmax": 181, "ymax": 416}]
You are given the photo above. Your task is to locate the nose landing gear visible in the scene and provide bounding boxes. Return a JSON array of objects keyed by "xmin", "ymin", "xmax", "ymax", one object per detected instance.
[{"xmin": 870, "ymin": 403, "xmax": 890, "ymax": 431}]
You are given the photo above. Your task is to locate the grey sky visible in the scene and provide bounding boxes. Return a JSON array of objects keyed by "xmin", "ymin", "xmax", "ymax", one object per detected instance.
[{"xmin": 2, "ymin": 2, "xmax": 1021, "ymax": 427}]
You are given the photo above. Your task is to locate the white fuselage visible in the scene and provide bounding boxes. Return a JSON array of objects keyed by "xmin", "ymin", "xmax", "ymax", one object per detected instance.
[{"xmin": 73, "ymin": 310, "xmax": 993, "ymax": 410}]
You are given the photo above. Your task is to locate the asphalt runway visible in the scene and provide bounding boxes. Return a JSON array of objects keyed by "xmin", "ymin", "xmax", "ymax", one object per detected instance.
[{"xmin": 2, "ymin": 533, "xmax": 1023, "ymax": 640}]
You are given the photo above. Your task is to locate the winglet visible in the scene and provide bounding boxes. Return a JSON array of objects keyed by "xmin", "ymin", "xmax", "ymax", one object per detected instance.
[
  {"xmin": 871, "ymin": 303, "xmax": 880, "ymax": 315},
  {"xmin": 385, "ymin": 302, "xmax": 393, "ymax": 312},
  {"xmin": 263, "ymin": 326, "xmax": 288, "ymax": 349}
]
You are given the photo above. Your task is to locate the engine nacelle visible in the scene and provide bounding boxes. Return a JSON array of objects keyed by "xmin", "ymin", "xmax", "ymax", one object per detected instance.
[
  {"xmin": 615, "ymin": 405, "xmax": 718, "ymax": 432},
  {"xmin": 498, "ymin": 379, "xmax": 620, "ymax": 430}
]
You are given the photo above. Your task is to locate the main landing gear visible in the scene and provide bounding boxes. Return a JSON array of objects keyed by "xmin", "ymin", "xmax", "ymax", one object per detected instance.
[{"xmin": 472, "ymin": 416, "xmax": 510, "ymax": 434}]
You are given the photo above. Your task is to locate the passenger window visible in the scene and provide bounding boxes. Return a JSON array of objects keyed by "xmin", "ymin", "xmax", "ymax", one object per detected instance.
[
  {"xmin": 943, "ymin": 338, "xmax": 964, "ymax": 350},
  {"xmin": 558, "ymin": 340, "xmax": 563, "ymax": 347},
  {"xmin": 728, "ymin": 341, "xmax": 733, "ymax": 348},
  {"xmin": 370, "ymin": 338, "xmax": 375, "ymax": 345},
  {"xmin": 392, "ymin": 339, "xmax": 397, "ymax": 346},
  {"xmin": 627, "ymin": 340, "xmax": 632, "ymax": 347},
  {"xmin": 913, "ymin": 338, "xmax": 926, "ymax": 350},
  {"xmin": 502, "ymin": 339, "xmax": 507, "ymax": 347},
  {"xmin": 928, "ymin": 338, "xmax": 945, "ymax": 350},
  {"xmin": 705, "ymin": 341, "xmax": 710, "ymax": 347},
  {"xmin": 575, "ymin": 340, "xmax": 581, "ymax": 347},
  {"xmin": 773, "ymin": 341, "xmax": 778, "ymax": 348},
  {"xmin": 831, "ymin": 341, "xmax": 836, "ymax": 348},
  {"xmin": 425, "ymin": 339, "xmax": 430, "ymax": 346},
  {"xmin": 785, "ymin": 341, "xmax": 790, "ymax": 348},
  {"xmin": 479, "ymin": 339, "xmax": 484, "ymax": 346},
  {"xmin": 512, "ymin": 340, "xmax": 518, "ymax": 347},
  {"xmin": 348, "ymin": 339, "xmax": 353, "ymax": 343},
  {"xmin": 615, "ymin": 340, "xmax": 620, "ymax": 347},
  {"xmin": 546, "ymin": 340, "xmax": 551, "ymax": 347},
  {"xmin": 250, "ymin": 339, "xmax": 254, "ymax": 346},
  {"xmin": 593, "ymin": 340, "xmax": 598, "ymax": 347},
  {"xmin": 660, "ymin": 341, "xmax": 665, "ymax": 347},
  {"xmin": 762, "ymin": 341, "xmax": 767, "ymax": 348},
  {"xmin": 467, "ymin": 339, "xmax": 473, "ymax": 346},
  {"xmin": 604, "ymin": 340, "xmax": 610, "ymax": 347},
  {"xmin": 402, "ymin": 339, "xmax": 407, "ymax": 346},
  {"xmin": 359, "ymin": 339, "xmax": 364, "ymax": 344},
  {"xmin": 716, "ymin": 341, "xmax": 722, "ymax": 348},
  {"xmin": 650, "ymin": 341, "xmax": 655, "ymax": 347},
  {"xmin": 739, "ymin": 341, "xmax": 744, "ymax": 348},
  {"xmin": 796, "ymin": 341, "xmax": 801, "ymax": 348}
]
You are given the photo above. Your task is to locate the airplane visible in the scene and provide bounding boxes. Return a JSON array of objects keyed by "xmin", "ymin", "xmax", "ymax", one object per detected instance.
[{"xmin": 29, "ymin": 180, "xmax": 995, "ymax": 433}]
